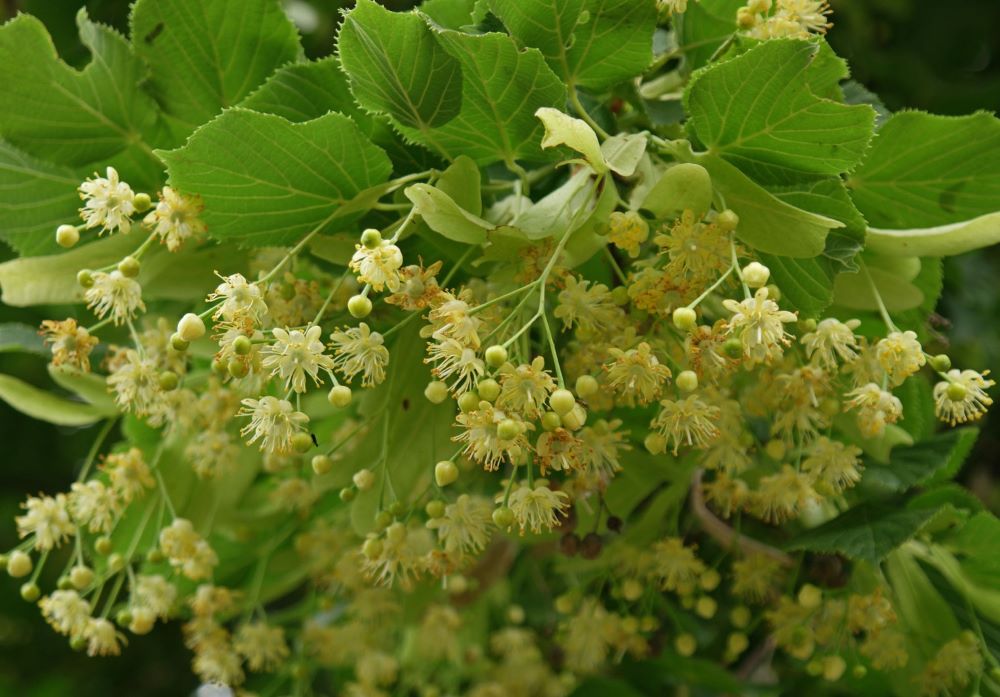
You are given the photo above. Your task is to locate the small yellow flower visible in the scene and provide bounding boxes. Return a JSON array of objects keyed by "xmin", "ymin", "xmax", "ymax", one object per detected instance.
[
  {"xmin": 84, "ymin": 271, "xmax": 145, "ymax": 325},
  {"xmin": 261, "ymin": 325, "xmax": 334, "ymax": 393},
  {"xmin": 723, "ymin": 287, "xmax": 797, "ymax": 365},
  {"xmin": 350, "ymin": 240, "xmax": 403, "ymax": 292},
  {"xmin": 143, "ymin": 186, "xmax": 206, "ymax": 251},
  {"xmin": 39, "ymin": 319, "xmax": 99, "ymax": 372},
  {"xmin": 78, "ymin": 166, "xmax": 135, "ymax": 234},
  {"xmin": 604, "ymin": 341, "xmax": 672, "ymax": 405},
  {"xmin": 504, "ymin": 482, "xmax": 570, "ymax": 535},
  {"xmin": 16, "ymin": 494, "xmax": 74, "ymax": 551},
  {"xmin": 607, "ymin": 210, "xmax": 649, "ymax": 258},
  {"xmin": 330, "ymin": 322, "xmax": 390, "ymax": 387},
  {"xmin": 650, "ymin": 394, "xmax": 721, "ymax": 454},
  {"xmin": 933, "ymin": 369, "xmax": 994, "ymax": 426},
  {"xmin": 875, "ymin": 330, "xmax": 925, "ymax": 386}
]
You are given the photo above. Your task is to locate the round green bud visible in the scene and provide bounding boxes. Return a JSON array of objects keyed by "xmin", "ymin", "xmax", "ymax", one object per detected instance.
[
  {"xmin": 291, "ymin": 432, "xmax": 313, "ymax": 454},
  {"xmin": 425, "ymin": 500, "xmax": 446, "ymax": 519},
  {"xmin": 700, "ymin": 569, "xmax": 721, "ymax": 591},
  {"xmin": 158, "ymin": 371, "xmax": 179, "ymax": 391},
  {"xmin": 575, "ymin": 375, "xmax": 599, "ymax": 399},
  {"xmin": 232, "ymin": 335, "xmax": 252, "ymax": 356},
  {"xmin": 116, "ymin": 609, "xmax": 133, "ymax": 627},
  {"xmin": 56, "ymin": 224, "xmax": 80, "ymax": 248},
  {"xmin": 227, "ymin": 357, "xmax": 249, "ymax": 378},
  {"xmin": 611, "ymin": 285, "xmax": 630, "ymax": 306},
  {"xmin": 457, "ymin": 391, "xmax": 481, "ymax": 412},
  {"xmin": 764, "ymin": 439, "xmax": 787, "ymax": 461},
  {"xmin": 177, "ymin": 313, "xmax": 206, "ymax": 342},
  {"xmin": 492, "ymin": 506, "xmax": 514, "ymax": 529},
  {"xmin": 764, "ymin": 284, "xmax": 781, "ymax": 302},
  {"xmin": 676, "ymin": 370, "xmax": 698, "ymax": 393},
  {"xmin": 58, "ymin": 576, "xmax": 74, "ymax": 591},
  {"xmin": 339, "ymin": 487, "xmax": 356, "ymax": 502},
  {"xmin": 69, "ymin": 565, "xmax": 94, "ymax": 590},
  {"xmin": 129, "ymin": 608, "xmax": 155, "ymax": 635},
  {"xmin": 560, "ymin": 404, "xmax": 587, "ymax": 431},
  {"xmin": 716, "ymin": 209, "xmax": 739, "ymax": 232},
  {"xmin": 385, "ymin": 522, "xmax": 406, "ymax": 545},
  {"xmin": 20, "ymin": 582, "xmax": 40, "ymax": 603},
  {"xmin": 797, "ymin": 583, "xmax": 823, "ymax": 609},
  {"xmin": 107, "ymin": 553, "xmax": 126, "ymax": 573},
  {"xmin": 353, "ymin": 468, "xmax": 375, "ymax": 491},
  {"xmin": 852, "ymin": 665, "xmax": 868, "ymax": 679},
  {"xmin": 822, "ymin": 655, "xmax": 846, "ymax": 682},
  {"xmin": 477, "ymin": 378, "xmax": 500, "ymax": 402},
  {"xmin": 484, "ymin": 345, "xmax": 508, "ymax": 369},
  {"xmin": 727, "ymin": 632, "xmax": 749, "ymax": 656},
  {"xmin": 723, "ymin": 337, "xmax": 744, "ymax": 359},
  {"xmin": 0, "ymin": 554, "xmax": 7, "ymax": 571},
  {"xmin": 622, "ymin": 579, "xmax": 644, "ymax": 602},
  {"xmin": 147, "ymin": 549, "xmax": 164, "ymax": 564},
  {"xmin": 730, "ymin": 606, "xmax": 751, "ymax": 629},
  {"xmin": 435, "ymin": 460, "xmax": 459, "ymax": 487},
  {"xmin": 819, "ymin": 398, "xmax": 841, "ymax": 418},
  {"xmin": 311, "ymin": 455, "xmax": 333, "ymax": 476},
  {"xmin": 424, "ymin": 380, "xmax": 449, "ymax": 404},
  {"xmin": 6, "ymin": 551, "xmax": 32, "ymax": 578},
  {"xmin": 169, "ymin": 333, "xmax": 189, "ymax": 352},
  {"xmin": 695, "ymin": 596, "xmax": 717, "ymax": 619},
  {"xmin": 211, "ymin": 358, "xmax": 228, "ymax": 377},
  {"xmin": 799, "ymin": 318, "xmax": 818, "ymax": 333},
  {"xmin": 118, "ymin": 256, "xmax": 141, "ymax": 278},
  {"xmin": 672, "ymin": 306, "xmax": 698, "ymax": 331},
  {"xmin": 675, "ymin": 633, "xmax": 697, "ymax": 657},
  {"xmin": 95, "ymin": 536, "xmax": 113, "ymax": 556},
  {"xmin": 77, "ymin": 269, "xmax": 95, "ymax": 288},
  {"xmin": 388, "ymin": 501, "xmax": 405, "ymax": 518},
  {"xmin": 70, "ymin": 636, "xmax": 87, "ymax": 652},
  {"xmin": 806, "ymin": 659, "xmax": 823, "ymax": 677},
  {"xmin": 549, "ymin": 388, "xmax": 576, "ymax": 416},
  {"xmin": 362, "ymin": 537, "xmax": 383, "ymax": 559},
  {"xmin": 741, "ymin": 261, "xmax": 770, "ymax": 288},
  {"xmin": 644, "ymin": 432, "xmax": 666, "ymax": 455},
  {"xmin": 373, "ymin": 510, "xmax": 393, "ymax": 530},
  {"xmin": 347, "ymin": 294, "xmax": 372, "ymax": 319},
  {"xmin": 946, "ymin": 381, "xmax": 968, "ymax": 401},
  {"xmin": 541, "ymin": 411, "xmax": 562, "ymax": 431},
  {"xmin": 133, "ymin": 192, "xmax": 153, "ymax": 212},
  {"xmin": 328, "ymin": 385, "xmax": 352, "ymax": 408},
  {"xmin": 929, "ymin": 354, "xmax": 952, "ymax": 372},
  {"xmin": 360, "ymin": 228, "xmax": 382, "ymax": 249},
  {"xmin": 497, "ymin": 419, "xmax": 521, "ymax": 441}
]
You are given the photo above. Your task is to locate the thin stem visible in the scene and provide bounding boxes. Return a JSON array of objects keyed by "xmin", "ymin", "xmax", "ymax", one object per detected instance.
[
  {"xmin": 541, "ymin": 312, "xmax": 565, "ymax": 388},
  {"xmin": 131, "ymin": 232, "xmax": 159, "ymax": 260},
  {"xmin": 84, "ymin": 316, "xmax": 114, "ymax": 334},
  {"xmin": 604, "ymin": 246, "xmax": 628, "ymax": 285},
  {"xmin": 442, "ymin": 246, "xmax": 476, "ymax": 286},
  {"xmin": 258, "ymin": 213, "xmax": 338, "ymax": 285},
  {"xmin": 730, "ymin": 238, "xmax": 750, "ymax": 300},
  {"xmin": 686, "ymin": 265, "xmax": 734, "ymax": 310},
  {"xmin": 569, "ymin": 87, "xmax": 610, "ymax": 140},
  {"xmin": 860, "ymin": 259, "xmax": 900, "ymax": 332},
  {"xmin": 312, "ymin": 272, "xmax": 349, "ymax": 326},
  {"xmin": 77, "ymin": 417, "xmax": 118, "ymax": 482},
  {"xmin": 469, "ymin": 284, "xmax": 534, "ymax": 315}
]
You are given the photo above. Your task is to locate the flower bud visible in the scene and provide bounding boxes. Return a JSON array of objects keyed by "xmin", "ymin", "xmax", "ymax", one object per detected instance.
[
  {"xmin": 676, "ymin": 370, "xmax": 698, "ymax": 392},
  {"xmin": 360, "ymin": 228, "xmax": 382, "ymax": 249},
  {"xmin": 170, "ymin": 333, "xmax": 189, "ymax": 352},
  {"xmin": 675, "ymin": 633, "xmax": 697, "ymax": 657},
  {"xmin": 20, "ymin": 582, "xmax": 40, "ymax": 602},
  {"xmin": 328, "ymin": 385, "xmax": 352, "ymax": 408},
  {"xmin": 575, "ymin": 375, "xmax": 599, "ymax": 398},
  {"xmin": 741, "ymin": 261, "xmax": 770, "ymax": 288},
  {"xmin": 232, "ymin": 335, "xmax": 252, "ymax": 356},
  {"xmin": 425, "ymin": 500, "xmax": 446, "ymax": 519},
  {"xmin": 339, "ymin": 487, "xmax": 356, "ymax": 502},
  {"xmin": 435, "ymin": 460, "xmax": 459, "ymax": 487},
  {"xmin": 484, "ymin": 345, "xmax": 508, "ymax": 368},
  {"xmin": 477, "ymin": 378, "xmax": 500, "ymax": 402},
  {"xmin": 716, "ymin": 209, "xmax": 739, "ymax": 231},
  {"xmin": 311, "ymin": 455, "xmax": 332, "ymax": 475},
  {"xmin": 424, "ymin": 380, "xmax": 449, "ymax": 404},
  {"xmin": 77, "ymin": 269, "xmax": 95, "ymax": 288},
  {"xmin": 177, "ymin": 313, "xmax": 206, "ymax": 342},
  {"xmin": 560, "ymin": 403, "xmax": 587, "ymax": 431},
  {"xmin": 6, "ymin": 551, "xmax": 32, "ymax": 578},
  {"xmin": 540, "ymin": 411, "xmax": 562, "ymax": 431},
  {"xmin": 118, "ymin": 255, "xmax": 141, "ymax": 278},
  {"xmin": 497, "ymin": 419, "xmax": 520, "ymax": 440},
  {"xmin": 644, "ymin": 432, "xmax": 666, "ymax": 454},
  {"xmin": 133, "ymin": 192, "xmax": 153, "ymax": 212},
  {"xmin": 56, "ymin": 224, "xmax": 79, "ymax": 248},
  {"xmin": 549, "ymin": 388, "xmax": 576, "ymax": 416},
  {"xmin": 129, "ymin": 608, "xmax": 156, "ymax": 635},
  {"xmin": 672, "ymin": 306, "xmax": 698, "ymax": 330},
  {"xmin": 353, "ymin": 469, "xmax": 375, "ymax": 491},
  {"xmin": 348, "ymin": 294, "xmax": 372, "ymax": 318},
  {"xmin": 291, "ymin": 432, "xmax": 313, "ymax": 453},
  {"xmin": 457, "ymin": 391, "xmax": 480, "ymax": 412},
  {"xmin": 492, "ymin": 506, "xmax": 514, "ymax": 528},
  {"xmin": 929, "ymin": 354, "xmax": 952, "ymax": 372},
  {"xmin": 158, "ymin": 371, "xmax": 179, "ymax": 391},
  {"xmin": 70, "ymin": 565, "xmax": 94, "ymax": 589},
  {"xmin": 228, "ymin": 358, "xmax": 249, "ymax": 378}
]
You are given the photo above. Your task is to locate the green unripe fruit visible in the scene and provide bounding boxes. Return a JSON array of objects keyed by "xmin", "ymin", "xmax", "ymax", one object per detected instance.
[
  {"xmin": 147, "ymin": 549, "xmax": 164, "ymax": 564},
  {"xmin": 211, "ymin": 358, "xmax": 228, "ymax": 376},
  {"xmin": 672, "ymin": 306, "xmax": 697, "ymax": 330},
  {"xmin": 644, "ymin": 432, "xmax": 666, "ymax": 455},
  {"xmin": 362, "ymin": 537, "xmax": 384, "ymax": 559},
  {"xmin": 56, "ymin": 224, "xmax": 80, "ymax": 248},
  {"xmin": 676, "ymin": 370, "xmax": 698, "ymax": 392},
  {"xmin": 549, "ymin": 388, "xmax": 576, "ymax": 416},
  {"xmin": 425, "ymin": 500, "xmax": 446, "ymax": 519},
  {"xmin": 328, "ymin": 385, "xmax": 352, "ymax": 408},
  {"xmin": 118, "ymin": 256, "xmax": 141, "ymax": 278},
  {"xmin": 70, "ymin": 565, "xmax": 94, "ymax": 589},
  {"xmin": 497, "ymin": 419, "xmax": 520, "ymax": 440},
  {"xmin": 227, "ymin": 358, "xmax": 249, "ymax": 378},
  {"xmin": 641, "ymin": 163, "xmax": 713, "ymax": 219},
  {"xmin": 716, "ymin": 209, "xmax": 739, "ymax": 232},
  {"xmin": 170, "ymin": 333, "xmax": 189, "ymax": 352},
  {"xmin": 116, "ymin": 609, "xmax": 133, "ymax": 627},
  {"xmin": 727, "ymin": 632, "xmax": 749, "ymax": 656},
  {"xmin": 177, "ymin": 313, "xmax": 206, "ymax": 342},
  {"xmin": 360, "ymin": 228, "xmax": 382, "ymax": 249},
  {"xmin": 575, "ymin": 375, "xmax": 599, "ymax": 398},
  {"xmin": 388, "ymin": 501, "xmax": 405, "ymax": 517},
  {"xmin": 347, "ymin": 294, "xmax": 372, "ymax": 319},
  {"xmin": 95, "ymin": 537, "xmax": 113, "ymax": 555},
  {"xmin": 723, "ymin": 337, "xmax": 744, "ymax": 358},
  {"xmin": 675, "ymin": 633, "xmax": 697, "ymax": 657},
  {"xmin": 353, "ymin": 469, "xmax": 375, "ymax": 491},
  {"xmin": 70, "ymin": 636, "xmax": 87, "ymax": 651},
  {"xmin": 700, "ymin": 568, "xmax": 721, "ymax": 591},
  {"xmin": 492, "ymin": 506, "xmax": 514, "ymax": 528},
  {"xmin": 560, "ymin": 404, "xmax": 587, "ymax": 431},
  {"xmin": 457, "ymin": 391, "xmax": 481, "ymax": 412},
  {"xmin": 108, "ymin": 553, "xmax": 126, "ymax": 573},
  {"xmin": 929, "ymin": 354, "xmax": 952, "ymax": 372},
  {"xmin": 232, "ymin": 335, "xmax": 252, "ymax": 356},
  {"xmin": 385, "ymin": 522, "xmax": 406, "ymax": 544},
  {"xmin": 291, "ymin": 432, "xmax": 313, "ymax": 454},
  {"xmin": 764, "ymin": 439, "xmax": 787, "ymax": 461},
  {"xmin": 133, "ymin": 192, "xmax": 153, "ymax": 212},
  {"xmin": 852, "ymin": 665, "xmax": 867, "ymax": 679},
  {"xmin": 798, "ymin": 583, "xmax": 823, "ymax": 609},
  {"xmin": 57, "ymin": 576, "xmax": 74, "ymax": 590},
  {"xmin": 484, "ymin": 345, "xmax": 508, "ymax": 368},
  {"xmin": 611, "ymin": 285, "xmax": 629, "ymax": 306},
  {"xmin": 158, "ymin": 371, "xmax": 179, "ymax": 391},
  {"xmin": 477, "ymin": 378, "xmax": 500, "ymax": 402},
  {"xmin": 339, "ymin": 487, "xmax": 356, "ymax": 502},
  {"xmin": 695, "ymin": 596, "xmax": 717, "ymax": 619},
  {"xmin": 541, "ymin": 411, "xmax": 562, "ymax": 431},
  {"xmin": 129, "ymin": 608, "xmax": 155, "ymax": 635},
  {"xmin": 20, "ymin": 582, "xmax": 40, "ymax": 602},
  {"xmin": 799, "ymin": 318, "xmax": 818, "ymax": 332},
  {"xmin": 741, "ymin": 261, "xmax": 770, "ymax": 288},
  {"xmin": 946, "ymin": 381, "xmax": 967, "ymax": 401},
  {"xmin": 311, "ymin": 455, "xmax": 333, "ymax": 475},
  {"xmin": 77, "ymin": 269, "xmax": 95, "ymax": 288},
  {"xmin": 6, "ymin": 551, "xmax": 32, "ymax": 578},
  {"xmin": 435, "ymin": 460, "xmax": 459, "ymax": 487},
  {"xmin": 764, "ymin": 284, "xmax": 781, "ymax": 302},
  {"xmin": 424, "ymin": 380, "xmax": 449, "ymax": 404},
  {"xmin": 374, "ymin": 510, "xmax": 393, "ymax": 530}
]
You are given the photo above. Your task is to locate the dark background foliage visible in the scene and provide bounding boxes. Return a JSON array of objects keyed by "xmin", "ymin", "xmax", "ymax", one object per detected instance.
[{"xmin": 0, "ymin": 0, "xmax": 996, "ymax": 694}]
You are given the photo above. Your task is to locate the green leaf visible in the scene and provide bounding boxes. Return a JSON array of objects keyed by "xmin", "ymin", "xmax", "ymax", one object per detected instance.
[
  {"xmin": 674, "ymin": 0, "xmax": 742, "ymax": 73},
  {"xmin": 832, "ymin": 262, "xmax": 925, "ymax": 312},
  {"xmin": 507, "ymin": 169, "xmax": 597, "ymax": 240},
  {"xmin": 600, "ymin": 132, "xmax": 648, "ymax": 177},
  {"xmin": 47, "ymin": 365, "xmax": 119, "ymax": 413},
  {"xmin": 403, "ymin": 30, "xmax": 566, "ymax": 165},
  {"xmin": 338, "ymin": 0, "xmax": 463, "ymax": 131},
  {"xmin": 0, "ymin": 373, "xmax": 108, "ymax": 426},
  {"xmin": 239, "ymin": 57, "xmax": 365, "ymax": 124},
  {"xmin": 130, "ymin": 0, "xmax": 301, "ymax": 133},
  {"xmin": 160, "ymin": 109, "xmax": 393, "ymax": 247},
  {"xmin": 848, "ymin": 111, "xmax": 1000, "ymax": 228},
  {"xmin": 0, "ymin": 323, "xmax": 46, "ymax": 355},
  {"xmin": 684, "ymin": 39, "xmax": 875, "ymax": 178},
  {"xmin": 420, "ymin": 0, "xmax": 484, "ymax": 29},
  {"xmin": 696, "ymin": 154, "xmax": 844, "ymax": 256},
  {"xmin": 488, "ymin": 0, "xmax": 657, "ymax": 91},
  {"xmin": 863, "ymin": 428, "xmax": 980, "ymax": 493},
  {"xmin": 435, "ymin": 155, "xmax": 482, "ymax": 215},
  {"xmin": 535, "ymin": 108, "xmax": 608, "ymax": 173},
  {"xmin": 405, "ymin": 183, "xmax": 491, "ymax": 244},
  {"xmin": 755, "ymin": 255, "xmax": 833, "ymax": 316},
  {"xmin": 0, "ymin": 140, "xmax": 81, "ymax": 256},
  {"xmin": 787, "ymin": 499, "xmax": 940, "ymax": 563},
  {"xmin": 0, "ymin": 10, "xmax": 165, "ymax": 182},
  {"xmin": 866, "ymin": 211, "xmax": 1000, "ymax": 258}
]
